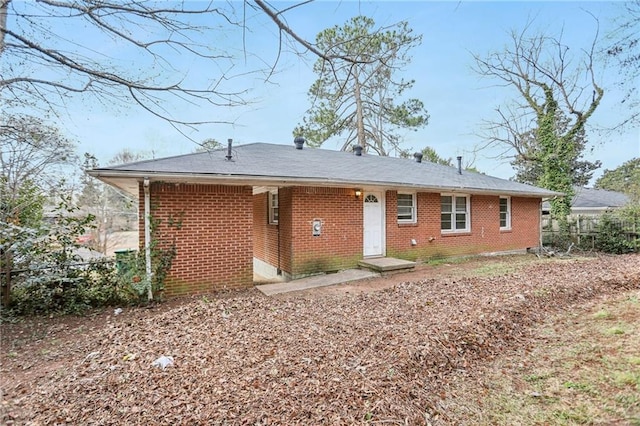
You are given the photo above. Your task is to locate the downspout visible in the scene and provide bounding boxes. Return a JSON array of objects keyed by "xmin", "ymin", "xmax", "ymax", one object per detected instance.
[
  {"xmin": 143, "ymin": 178, "xmax": 153, "ymax": 301},
  {"xmin": 277, "ymin": 221, "xmax": 281, "ymax": 276},
  {"xmin": 276, "ymin": 190, "xmax": 281, "ymax": 275},
  {"xmin": 539, "ymin": 199, "xmax": 544, "ymax": 255}
]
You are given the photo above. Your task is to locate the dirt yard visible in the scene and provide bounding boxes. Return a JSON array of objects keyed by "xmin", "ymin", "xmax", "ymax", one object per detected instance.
[{"xmin": 1, "ymin": 254, "xmax": 639, "ymax": 425}]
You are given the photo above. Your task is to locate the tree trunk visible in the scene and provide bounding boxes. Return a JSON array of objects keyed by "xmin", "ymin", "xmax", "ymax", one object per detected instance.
[
  {"xmin": 354, "ymin": 75, "xmax": 366, "ymax": 150},
  {"xmin": 0, "ymin": 0, "xmax": 9, "ymax": 56},
  {"xmin": 1, "ymin": 249, "xmax": 12, "ymax": 306}
]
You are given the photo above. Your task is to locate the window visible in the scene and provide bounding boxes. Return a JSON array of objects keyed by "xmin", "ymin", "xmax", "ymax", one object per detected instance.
[
  {"xmin": 441, "ymin": 194, "xmax": 470, "ymax": 232},
  {"xmin": 268, "ymin": 191, "xmax": 278, "ymax": 224},
  {"xmin": 397, "ymin": 193, "xmax": 416, "ymax": 223},
  {"xmin": 499, "ymin": 196, "xmax": 511, "ymax": 230}
]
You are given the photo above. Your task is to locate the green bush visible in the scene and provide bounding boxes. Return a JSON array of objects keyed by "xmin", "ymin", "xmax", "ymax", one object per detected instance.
[
  {"xmin": 2, "ymin": 196, "xmax": 137, "ymax": 317},
  {"xmin": 114, "ymin": 244, "xmax": 176, "ymax": 302},
  {"xmin": 594, "ymin": 214, "xmax": 636, "ymax": 254},
  {"xmin": 3, "ymin": 195, "xmax": 177, "ymax": 317},
  {"xmin": 8, "ymin": 259, "xmax": 134, "ymax": 316}
]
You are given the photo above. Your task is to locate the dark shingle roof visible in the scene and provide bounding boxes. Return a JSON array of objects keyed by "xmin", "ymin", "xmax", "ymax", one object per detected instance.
[
  {"xmin": 542, "ymin": 187, "xmax": 630, "ymax": 211},
  {"xmin": 572, "ymin": 187, "xmax": 629, "ymax": 209},
  {"xmin": 88, "ymin": 142, "xmax": 560, "ymax": 197}
]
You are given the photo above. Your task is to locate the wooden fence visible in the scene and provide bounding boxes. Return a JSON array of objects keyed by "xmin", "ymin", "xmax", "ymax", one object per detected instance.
[{"xmin": 541, "ymin": 214, "xmax": 639, "ymax": 249}]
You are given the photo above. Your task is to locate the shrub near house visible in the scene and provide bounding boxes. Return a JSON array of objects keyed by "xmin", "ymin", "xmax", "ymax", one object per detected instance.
[{"xmin": 3, "ymin": 198, "xmax": 130, "ymax": 315}]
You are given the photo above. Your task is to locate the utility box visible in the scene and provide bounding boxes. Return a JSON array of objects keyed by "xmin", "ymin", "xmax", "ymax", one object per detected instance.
[
  {"xmin": 114, "ymin": 249, "xmax": 136, "ymax": 274},
  {"xmin": 312, "ymin": 220, "xmax": 322, "ymax": 237}
]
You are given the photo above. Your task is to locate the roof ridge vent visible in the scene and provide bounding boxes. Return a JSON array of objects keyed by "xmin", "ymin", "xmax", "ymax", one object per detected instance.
[
  {"xmin": 294, "ymin": 136, "xmax": 305, "ymax": 150},
  {"xmin": 414, "ymin": 152, "xmax": 423, "ymax": 163},
  {"xmin": 353, "ymin": 145, "xmax": 363, "ymax": 156}
]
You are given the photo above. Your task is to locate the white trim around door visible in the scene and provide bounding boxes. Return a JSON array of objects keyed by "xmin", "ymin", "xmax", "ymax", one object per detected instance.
[{"xmin": 363, "ymin": 191, "xmax": 385, "ymax": 257}]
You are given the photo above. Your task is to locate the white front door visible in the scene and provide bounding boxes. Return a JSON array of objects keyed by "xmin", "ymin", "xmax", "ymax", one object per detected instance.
[{"xmin": 363, "ymin": 192, "xmax": 384, "ymax": 257}]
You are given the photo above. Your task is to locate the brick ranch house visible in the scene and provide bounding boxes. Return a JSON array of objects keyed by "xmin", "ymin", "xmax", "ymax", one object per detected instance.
[{"xmin": 88, "ymin": 140, "xmax": 560, "ymax": 297}]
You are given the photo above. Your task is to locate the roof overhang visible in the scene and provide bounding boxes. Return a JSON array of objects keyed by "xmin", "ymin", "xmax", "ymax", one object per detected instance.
[{"xmin": 87, "ymin": 170, "xmax": 561, "ymax": 199}]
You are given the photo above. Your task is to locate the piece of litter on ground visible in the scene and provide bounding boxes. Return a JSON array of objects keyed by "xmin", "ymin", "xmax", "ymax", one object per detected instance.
[
  {"xmin": 152, "ymin": 355, "xmax": 174, "ymax": 370},
  {"xmin": 114, "ymin": 308, "xmax": 123, "ymax": 315},
  {"xmin": 82, "ymin": 351, "xmax": 100, "ymax": 363}
]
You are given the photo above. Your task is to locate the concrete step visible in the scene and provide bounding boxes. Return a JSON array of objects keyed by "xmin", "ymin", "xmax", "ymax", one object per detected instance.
[
  {"xmin": 256, "ymin": 269, "xmax": 379, "ymax": 296},
  {"xmin": 358, "ymin": 257, "xmax": 416, "ymax": 273}
]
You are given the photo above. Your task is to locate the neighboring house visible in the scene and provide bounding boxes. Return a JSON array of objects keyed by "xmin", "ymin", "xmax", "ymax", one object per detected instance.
[
  {"xmin": 542, "ymin": 187, "xmax": 630, "ymax": 216},
  {"xmin": 88, "ymin": 140, "xmax": 559, "ymax": 297}
]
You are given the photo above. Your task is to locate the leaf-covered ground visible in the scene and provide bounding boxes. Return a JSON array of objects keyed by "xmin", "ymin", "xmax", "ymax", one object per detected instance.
[{"xmin": 2, "ymin": 254, "xmax": 639, "ymax": 425}]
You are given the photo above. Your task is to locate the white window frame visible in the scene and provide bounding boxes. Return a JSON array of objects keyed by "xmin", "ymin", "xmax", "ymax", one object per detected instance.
[
  {"xmin": 441, "ymin": 194, "xmax": 470, "ymax": 233},
  {"xmin": 268, "ymin": 191, "xmax": 278, "ymax": 224},
  {"xmin": 397, "ymin": 192, "xmax": 417, "ymax": 223},
  {"xmin": 499, "ymin": 196, "xmax": 511, "ymax": 230}
]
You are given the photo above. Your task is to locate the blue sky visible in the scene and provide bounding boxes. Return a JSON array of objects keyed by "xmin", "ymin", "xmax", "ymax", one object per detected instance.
[{"xmin": 46, "ymin": 1, "xmax": 639, "ymax": 182}]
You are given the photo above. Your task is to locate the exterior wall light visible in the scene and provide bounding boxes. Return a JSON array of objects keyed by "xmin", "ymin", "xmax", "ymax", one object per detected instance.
[{"xmin": 355, "ymin": 189, "xmax": 362, "ymax": 199}]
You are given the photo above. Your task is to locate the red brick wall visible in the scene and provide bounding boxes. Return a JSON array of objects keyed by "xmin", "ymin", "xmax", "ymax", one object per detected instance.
[
  {"xmin": 507, "ymin": 196, "xmax": 541, "ymax": 247},
  {"xmin": 138, "ymin": 182, "xmax": 541, "ymax": 296},
  {"xmin": 139, "ymin": 182, "xmax": 253, "ymax": 297},
  {"xmin": 288, "ymin": 187, "xmax": 363, "ymax": 276},
  {"xmin": 278, "ymin": 187, "xmax": 293, "ymax": 274},
  {"xmin": 386, "ymin": 191, "xmax": 540, "ymax": 261},
  {"xmin": 254, "ymin": 186, "xmax": 362, "ymax": 277}
]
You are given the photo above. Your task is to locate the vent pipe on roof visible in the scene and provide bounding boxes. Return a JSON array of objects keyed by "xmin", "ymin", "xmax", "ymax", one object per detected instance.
[
  {"xmin": 457, "ymin": 156, "xmax": 462, "ymax": 174},
  {"xmin": 414, "ymin": 152, "xmax": 423, "ymax": 163},
  {"xmin": 226, "ymin": 139, "xmax": 233, "ymax": 161},
  {"xmin": 353, "ymin": 145, "xmax": 363, "ymax": 156},
  {"xmin": 294, "ymin": 136, "xmax": 305, "ymax": 150}
]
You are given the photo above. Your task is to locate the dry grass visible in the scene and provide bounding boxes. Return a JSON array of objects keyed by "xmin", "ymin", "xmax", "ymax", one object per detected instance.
[{"xmin": 445, "ymin": 293, "xmax": 640, "ymax": 425}]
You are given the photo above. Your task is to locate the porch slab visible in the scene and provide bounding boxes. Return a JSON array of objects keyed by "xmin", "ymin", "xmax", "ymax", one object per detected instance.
[
  {"xmin": 358, "ymin": 257, "xmax": 416, "ymax": 273},
  {"xmin": 256, "ymin": 269, "xmax": 379, "ymax": 296}
]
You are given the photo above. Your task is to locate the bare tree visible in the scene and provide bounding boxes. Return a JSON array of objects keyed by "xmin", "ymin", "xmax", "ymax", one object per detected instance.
[
  {"xmin": 473, "ymin": 23, "xmax": 604, "ymax": 244},
  {"xmin": 79, "ymin": 150, "xmax": 146, "ymax": 254},
  {"xmin": 1, "ymin": 1, "xmax": 397, "ymax": 135},
  {"xmin": 1, "ymin": 114, "xmax": 76, "ymax": 209},
  {"xmin": 606, "ymin": 0, "xmax": 640, "ymax": 129},
  {"xmin": 1, "ymin": 1, "xmax": 254, "ymax": 128},
  {"xmin": 252, "ymin": 0, "xmax": 366, "ymax": 66},
  {"xmin": 1, "ymin": 1, "xmax": 337, "ymax": 131},
  {"xmin": 474, "ymin": 28, "xmax": 603, "ymax": 162}
]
